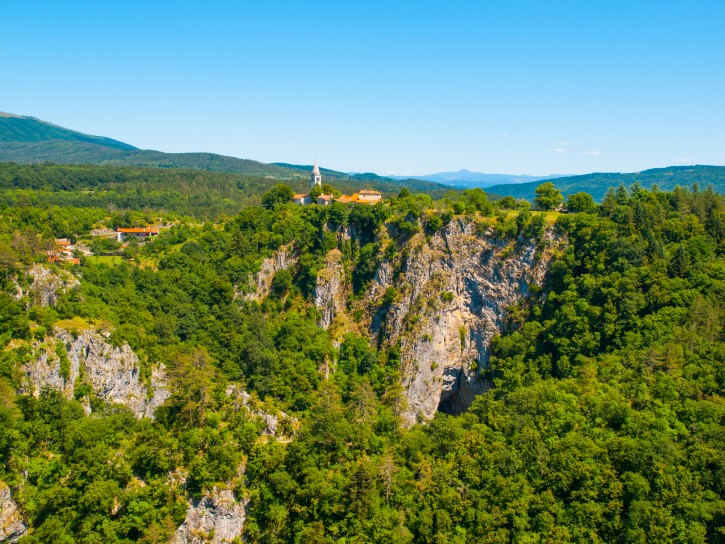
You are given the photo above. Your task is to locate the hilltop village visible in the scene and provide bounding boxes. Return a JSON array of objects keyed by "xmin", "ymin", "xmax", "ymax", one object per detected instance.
[
  {"xmin": 45, "ymin": 162, "xmax": 382, "ymax": 265},
  {"xmin": 291, "ymin": 161, "xmax": 383, "ymax": 205}
]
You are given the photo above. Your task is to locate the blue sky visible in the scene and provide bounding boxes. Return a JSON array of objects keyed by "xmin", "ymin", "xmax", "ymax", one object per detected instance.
[{"xmin": 2, "ymin": 0, "xmax": 724, "ymax": 175}]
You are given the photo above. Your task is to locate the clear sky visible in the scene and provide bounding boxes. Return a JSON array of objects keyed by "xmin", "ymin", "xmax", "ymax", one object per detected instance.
[{"xmin": 2, "ymin": 0, "xmax": 724, "ymax": 175}]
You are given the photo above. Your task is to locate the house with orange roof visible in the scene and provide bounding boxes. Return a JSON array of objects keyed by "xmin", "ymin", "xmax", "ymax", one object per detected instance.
[
  {"xmin": 292, "ymin": 193, "xmax": 312, "ymax": 205},
  {"xmin": 316, "ymin": 194, "xmax": 334, "ymax": 205},
  {"xmin": 290, "ymin": 160, "xmax": 384, "ymax": 206},
  {"xmin": 357, "ymin": 189, "xmax": 383, "ymax": 204},
  {"xmin": 116, "ymin": 227, "xmax": 160, "ymax": 242},
  {"xmin": 47, "ymin": 238, "xmax": 76, "ymax": 263}
]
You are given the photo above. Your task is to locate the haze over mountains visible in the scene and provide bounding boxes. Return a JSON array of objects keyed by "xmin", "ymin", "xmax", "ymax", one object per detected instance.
[
  {"xmin": 1, "ymin": 111, "xmax": 724, "ymax": 201},
  {"xmin": 485, "ymin": 166, "xmax": 725, "ymax": 202},
  {"xmin": 390, "ymin": 169, "xmax": 567, "ymax": 188}
]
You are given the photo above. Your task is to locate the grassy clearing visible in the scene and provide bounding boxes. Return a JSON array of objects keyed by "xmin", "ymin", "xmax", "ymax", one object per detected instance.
[
  {"xmin": 137, "ymin": 255, "xmax": 158, "ymax": 270},
  {"xmin": 54, "ymin": 316, "xmax": 96, "ymax": 333},
  {"xmin": 532, "ymin": 210, "xmax": 561, "ymax": 224},
  {"xmin": 84, "ymin": 255, "xmax": 125, "ymax": 266}
]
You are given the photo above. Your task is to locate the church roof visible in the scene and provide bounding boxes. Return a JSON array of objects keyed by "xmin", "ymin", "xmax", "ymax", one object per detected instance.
[{"xmin": 312, "ymin": 160, "xmax": 320, "ymax": 176}]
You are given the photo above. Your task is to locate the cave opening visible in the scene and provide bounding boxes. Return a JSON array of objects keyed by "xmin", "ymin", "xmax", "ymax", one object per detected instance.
[{"xmin": 437, "ymin": 368, "xmax": 469, "ymax": 416}]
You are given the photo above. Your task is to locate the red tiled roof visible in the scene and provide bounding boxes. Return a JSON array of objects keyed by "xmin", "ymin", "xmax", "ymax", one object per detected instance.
[{"xmin": 116, "ymin": 227, "xmax": 159, "ymax": 234}]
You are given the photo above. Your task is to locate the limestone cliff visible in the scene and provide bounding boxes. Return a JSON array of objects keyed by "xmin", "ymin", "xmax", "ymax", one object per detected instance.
[
  {"xmin": 21, "ymin": 329, "xmax": 169, "ymax": 418},
  {"xmin": 0, "ymin": 482, "xmax": 25, "ymax": 544},
  {"xmin": 170, "ymin": 386, "xmax": 290, "ymax": 543},
  {"xmin": 243, "ymin": 245, "xmax": 297, "ymax": 301},
  {"xmin": 25, "ymin": 264, "xmax": 79, "ymax": 306},
  {"xmin": 172, "ymin": 487, "xmax": 247, "ymax": 544},
  {"xmin": 314, "ymin": 248, "xmax": 348, "ymax": 330},
  {"xmin": 315, "ymin": 218, "xmax": 559, "ymax": 425},
  {"xmin": 225, "ymin": 384, "xmax": 295, "ymax": 439}
]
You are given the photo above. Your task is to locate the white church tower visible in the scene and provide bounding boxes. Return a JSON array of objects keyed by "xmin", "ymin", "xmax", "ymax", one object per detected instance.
[{"xmin": 310, "ymin": 160, "xmax": 322, "ymax": 189}]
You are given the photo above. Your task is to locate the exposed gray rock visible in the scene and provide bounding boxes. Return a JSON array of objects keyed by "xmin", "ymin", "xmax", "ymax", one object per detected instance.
[
  {"xmin": 0, "ymin": 482, "xmax": 26, "ymax": 544},
  {"xmin": 21, "ymin": 329, "xmax": 169, "ymax": 418},
  {"xmin": 314, "ymin": 248, "xmax": 347, "ymax": 329},
  {"xmin": 10, "ymin": 278, "xmax": 23, "ymax": 301},
  {"xmin": 243, "ymin": 245, "xmax": 297, "ymax": 301},
  {"xmin": 364, "ymin": 219, "xmax": 558, "ymax": 425},
  {"xmin": 26, "ymin": 264, "xmax": 79, "ymax": 306},
  {"xmin": 172, "ymin": 487, "xmax": 247, "ymax": 544},
  {"xmin": 225, "ymin": 384, "xmax": 293, "ymax": 438}
]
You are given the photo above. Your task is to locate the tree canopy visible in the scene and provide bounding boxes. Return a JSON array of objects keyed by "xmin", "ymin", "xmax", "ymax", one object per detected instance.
[{"xmin": 0, "ymin": 176, "xmax": 722, "ymax": 543}]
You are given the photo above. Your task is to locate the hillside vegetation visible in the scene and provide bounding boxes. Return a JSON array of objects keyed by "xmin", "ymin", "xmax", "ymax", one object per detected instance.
[
  {"xmin": 0, "ymin": 114, "xmax": 135, "ymax": 150},
  {"xmin": 0, "ymin": 114, "xmax": 448, "ymax": 195},
  {"xmin": 0, "ymin": 163, "xmax": 449, "ymax": 219},
  {"xmin": 486, "ymin": 165, "xmax": 725, "ymax": 201},
  {"xmin": 0, "ymin": 180, "xmax": 722, "ymax": 542}
]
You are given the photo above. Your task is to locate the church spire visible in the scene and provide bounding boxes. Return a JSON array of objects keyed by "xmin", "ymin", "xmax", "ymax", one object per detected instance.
[{"xmin": 310, "ymin": 160, "xmax": 322, "ymax": 189}]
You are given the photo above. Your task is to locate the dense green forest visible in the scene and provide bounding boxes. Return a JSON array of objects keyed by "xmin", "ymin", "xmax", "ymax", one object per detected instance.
[
  {"xmin": 486, "ymin": 165, "xmax": 725, "ymax": 202},
  {"xmin": 0, "ymin": 178, "xmax": 723, "ymax": 542},
  {"xmin": 0, "ymin": 163, "xmax": 450, "ymax": 220}
]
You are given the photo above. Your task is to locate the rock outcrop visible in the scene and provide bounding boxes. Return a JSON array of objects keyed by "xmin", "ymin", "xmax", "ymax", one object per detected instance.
[
  {"xmin": 243, "ymin": 245, "xmax": 297, "ymax": 301},
  {"xmin": 26, "ymin": 264, "xmax": 79, "ymax": 306},
  {"xmin": 225, "ymin": 384, "xmax": 294, "ymax": 438},
  {"xmin": 314, "ymin": 249, "xmax": 347, "ymax": 329},
  {"xmin": 172, "ymin": 487, "xmax": 248, "ymax": 544},
  {"xmin": 0, "ymin": 482, "xmax": 26, "ymax": 544},
  {"xmin": 21, "ymin": 329, "xmax": 169, "ymax": 418},
  {"xmin": 357, "ymin": 219, "xmax": 558, "ymax": 425}
]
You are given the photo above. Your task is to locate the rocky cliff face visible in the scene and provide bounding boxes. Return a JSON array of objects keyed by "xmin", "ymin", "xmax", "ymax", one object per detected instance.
[
  {"xmin": 315, "ymin": 218, "xmax": 559, "ymax": 425},
  {"xmin": 172, "ymin": 488, "xmax": 248, "ymax": 544},
  {"xmin": 314, "ymin": 248, "xmax": 348, "ymax": 330},
  {"xmin": 0, "ymin": 482, "xmax": 26, "ymax": 544},
  {"xmin": 380, "ymin": 221, "xmax": 556, "ymax": 424},
  {"xmin": 243, "ymin": 245, "xmax": 297, "ymax": 301},
  {"xmin": 21, "ymin": 329, "xmax": 169, "ymax": 418},
  {"xmin": 25, "ymin": 264, "xmax": 79, "ymax": 306},
  {"xmin": 170, "ymin": 386, "xmax": 290, "ymax": 543},
  {"xmin": 225, "ymin": 384, "xmax": 295, "ymax": 439}
]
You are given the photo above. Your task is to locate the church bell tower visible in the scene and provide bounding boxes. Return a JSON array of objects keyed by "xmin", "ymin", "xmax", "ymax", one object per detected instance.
[{"xmin": 310, "ymin": 160, "xmax": 322, "ymax": 189}]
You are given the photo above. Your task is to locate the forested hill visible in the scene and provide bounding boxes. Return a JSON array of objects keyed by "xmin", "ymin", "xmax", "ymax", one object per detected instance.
[
  {"xmin": 0, "ymin": 183, "xmax": 723, "ymax": 542},
  {"xmin": 0, "ymin": 113, "xmax": 450, "ymax": 197},
  {"xmin": 273, "ymin": 162, "xmax": 452, "ymax": 194},
  {"xmin": 0, "ymin": 113, "xmax": 308, "ymax": 178},
  {"xmin": 274, "ymin": 162, "xmax": 394, "ymax": 180},
  {"xmin": 0, "ymin": 162, "xmax": 450, "ymax": 218},
  {"xmin": 0, "ymin": 112, "xmax": 136, "ymax": 150},
  {"xmin": 486, "ymin": 165, "xmax": 725, "ymax": 201}
]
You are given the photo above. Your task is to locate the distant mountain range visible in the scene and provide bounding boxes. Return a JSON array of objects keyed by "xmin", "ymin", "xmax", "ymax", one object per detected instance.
[
  {"xmin": 0, "ymin": 112, "xmax": 307, "ymax": 178},
  {"xmin": 1, "ymin": 111, "xmax": 723, "ymax": 201},
  {"xmin": 391, "ymin": 169, "xmax": 566, "ymax": 188},
  {"xmin": 0, "ymin": 112, "xmax": 446, "ymax": 195}
]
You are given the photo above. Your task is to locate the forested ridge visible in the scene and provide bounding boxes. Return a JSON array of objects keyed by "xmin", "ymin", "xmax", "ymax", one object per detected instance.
[
  {"xmin": 0, "ymin": 163, "xmax": 450, "ymax": 219},
  {"xmin": 0, "ymin": 179, "xmax": 723, "ymax": 543},
  {"xmin": 486, "ymin": 165, "xmax": 725, "ymax": 202},
  {"xmin": 0, "ymin": 114, "xmax": 447, "ymax": 196}
]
